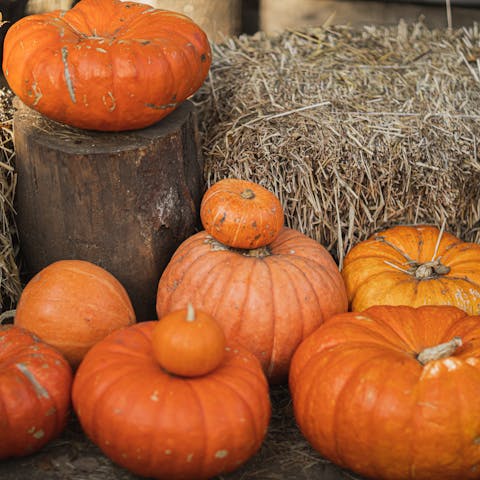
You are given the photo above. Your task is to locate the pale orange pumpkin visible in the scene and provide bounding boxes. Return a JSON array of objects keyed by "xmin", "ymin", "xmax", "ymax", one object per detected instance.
[
  {"xmin": 15, "ymin": 259, "xmax": 135, "ymax": 367},
  {"xmin": 157, "ymin": 227, "xmax": 348, "ymax": 383},
  {"xmin": 342, "ymin": 224, "xmax": 480, "ymax": 313}
]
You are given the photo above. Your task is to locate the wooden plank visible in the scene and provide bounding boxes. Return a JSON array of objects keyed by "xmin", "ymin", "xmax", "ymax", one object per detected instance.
[
  {"xmin": 13, "ymin": 99, "xmax": 205, "ymax": 322},
  {"xmin": 261, "ymin": 0, "xmax": 480, "ymax": 32}
]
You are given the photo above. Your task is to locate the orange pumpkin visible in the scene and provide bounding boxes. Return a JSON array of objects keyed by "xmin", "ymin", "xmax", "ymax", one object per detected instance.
[
  {"xmin": 156, "ymin": 227, "xmax": 348, "ymax": 383},
  {"xmin": 342, "ymin": 224, "xmax": 480, "ymax": 313},
  {"xmin": 200, "ymin": 178, "xmax": 284, "ymax": 249},
  {"xmin": 2, "ymin": 0, "xmax": 211, "ymax": 131},
  {"xmin": 290, "ymin": 305, "xmax": 480, "ymax": 480},
  {"xmin": 15, "ymin": 259, "xmax": 135, "ymax": 367},
  {"xmin": 152, "ymin": 304, "xmax": 226, "ymax": 377},
  {"xmin": 72, "ymin": 322, "xmax": 270, "ymax": 480},
  {"xmin": 0, "ymin": 325, "xmax": 72, "ymax": 459}
]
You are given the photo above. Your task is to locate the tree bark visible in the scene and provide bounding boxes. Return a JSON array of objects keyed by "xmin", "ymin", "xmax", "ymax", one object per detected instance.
[{"xmin": 13, "ymin": 98, "xmax": 204, "ymax": 321}]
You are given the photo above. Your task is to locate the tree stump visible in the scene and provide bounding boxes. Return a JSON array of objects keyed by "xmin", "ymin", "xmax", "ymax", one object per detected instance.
[{"xmin": 13, "ymin": 98, "xmax": 204, "ymax": 321}]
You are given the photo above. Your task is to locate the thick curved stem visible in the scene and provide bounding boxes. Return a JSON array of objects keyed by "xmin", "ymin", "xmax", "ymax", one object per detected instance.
[{"xmin": 417, "ymin": 336, "xmax": 462, "ymax": 365}]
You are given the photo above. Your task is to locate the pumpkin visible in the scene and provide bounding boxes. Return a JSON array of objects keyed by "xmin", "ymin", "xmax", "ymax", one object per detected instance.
[
  {"xmin": 0, "ymin": 325, "xmax": 72, "ymax": 459},
  {"xmin": 200, "ymin": 178, "xmax": 284, "ymax": 249},
  {"xmin": 15, "ymin": 259, "xmax": 136, "ymax": 368},
  {"xmin": 342, "ymin": 224, "xmax": 480, "ymax": 313},
  {"xmin": 290, "ymin": 305, "xmax": 480, "ymax": 480},
  {"xmin": 2, "ymin": 0, "xmax": 211, "ymax": 131},
  {"xmin": 156, "ymin": 227, "xmax": 348, "ymax": 383},
  {"xmin": 152, "ymin": 303, "xmax": 226, "ymax": 377},
  {"xmin": 72, "ymin": 322, "xmax": 271, "ymax": 480}
]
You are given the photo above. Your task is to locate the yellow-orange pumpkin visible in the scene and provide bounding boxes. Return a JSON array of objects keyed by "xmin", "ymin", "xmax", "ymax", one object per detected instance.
[
  {"xmin": 15, "ymin": 259, "xmax": 135, "ymax": 367},
  {"xmin": 342, "ymin": 224, "xmax": 480, "ymax": 313}
]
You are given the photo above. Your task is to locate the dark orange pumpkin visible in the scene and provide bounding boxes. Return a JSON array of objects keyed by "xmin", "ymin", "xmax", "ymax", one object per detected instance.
[
  {"xmin": 290, "ymin": 305, "xmax": 480, "ymax": 480},
  {"xmin": 156, "ymin": 227, "xmax": 348, "ymax": 383},
  {"xmin": 72, "ymin": 322, "xmax": 270, "ymax": 480},
  {"xmin": 2, "ymin": 0, "xmax": 211, "ymax": 131},
  {"xmin": 0, "ymin": 325, "xmax": 72, "ymax": 459},
  {"xmin": 15, "ymin": 259, "xmax": 136, "ymax": 368},
  {"xmin": 342, "ymin": 224, "xmax": 480, "ymax": 313},
  {"xmin": 200, "ymin": 178, "xmax": 284, "ymax": 249},
  {"xmin": 152, "ymin": 304, "xmax": 226, "ymax": 377}
]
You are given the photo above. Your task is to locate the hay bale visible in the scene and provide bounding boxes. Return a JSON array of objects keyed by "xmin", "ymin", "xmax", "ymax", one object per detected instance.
[
  {"xmin": 0, "ymin": 87, "xmax": 21, "ymax": 311},
  {"xmin": 194, "ymin": 21, "xmax": 480, "ymax": 266}
]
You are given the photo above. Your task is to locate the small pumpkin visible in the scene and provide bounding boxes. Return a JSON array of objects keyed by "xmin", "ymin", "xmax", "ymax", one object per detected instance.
[
  {"xmin": 290, "ymin": 305, "xmax": 480, "ymax": 480},
  {"xmin": 156, "ymin": 227, "xmax": 348, "ymax": 383},
  {"xmin": 72, "ymin": 322, "xmax": 270, "ymax": 480},
  {"xmin": 342, "ymin": 224, "xmax": 480, "ymax": 313},
  {"xmin": 152, "ymin": 303, "xmax": 226, "ymax": 377},
  {"xmin": 2, "ymin": 0, "xmax": 211, "ymax": 131},
  {"xmin": 0, "ymin": 325, "xmax": 72, "ymax": 459},
  {"xmin": 200, "ymin": 178, "xmax": 284, "ymax": 249},
  {"xmin": 15, "ymin": 259, "xmax": 136, "ymax": 368}
]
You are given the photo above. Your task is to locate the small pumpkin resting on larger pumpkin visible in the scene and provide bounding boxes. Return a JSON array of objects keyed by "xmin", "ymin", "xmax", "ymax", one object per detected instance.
[
  {"xmin": 342, "ymin": 224, "xmax": 480, "ymax": 313},
  {"xmin": 159, "ymin": 178, "xmax": 347, "ymax": 383},
  {"xmin": 15, "ymin": 259, "xmax": 136, "ymax": 368},
  {"xmin": 290, "ymin": 305, "xmax": 480, "ymax": 480},
  {"xmin": 152, "ymin": 304, "xmax": 226, "ymax": 377},
  {"xmin": 2, "ymin": 0, "xmax": 212, "ymax": 131},
  {"xmin": 72, "ymin": 321, "xmax": 270, "ymax": 480},
  {"xmin": 0, "ymin": 325, "xmax": 72, "ymax": 460},
  {"xmin": 200, "ymin": 178, "xmax": 284, "ymax": 249}
]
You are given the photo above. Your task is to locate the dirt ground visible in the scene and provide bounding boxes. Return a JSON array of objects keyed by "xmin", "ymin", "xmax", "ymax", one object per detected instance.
[{"xmin": 0, "ymin": 385, "xmax": 362, "ymax": 480}]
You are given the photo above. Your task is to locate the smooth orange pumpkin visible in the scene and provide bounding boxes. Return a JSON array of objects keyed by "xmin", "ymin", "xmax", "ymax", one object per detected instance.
[
  {"xmin": 156, "ymin": 227, "xmax": 348, "ymax": 383},
  {"xmin": 342, "ymin": 224, "xmax": 480, "ymax": 313},
  {"xmin": 0, "ymin": 325, "xmax": 72, "ymax": 459},
  {"xmin": 2, "ymin": 0, "xmax": 211, "ymax": 131},
  {"xmin": 290, "ymin": 305, "xmax": 480, "ymax": 480},
  {"xmin": 15, "ymin": 259, "xmax": 135, "ymax": 368},
  {"xmin": 72, "ymin": 322, "xmax": 271, "ymax": 480},
  {"xmin": 152, "ymin": 304, "xmax": 226, "ymax": 377},
  {"xmin": 200, "ymin": 178, "xmax": 284, "ymax": 249}
]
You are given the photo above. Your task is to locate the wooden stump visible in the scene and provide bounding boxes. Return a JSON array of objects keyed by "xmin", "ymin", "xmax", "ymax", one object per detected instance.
[{"xmin": 13, "ymin": 99, "xmax": 204, "ymax": 321}]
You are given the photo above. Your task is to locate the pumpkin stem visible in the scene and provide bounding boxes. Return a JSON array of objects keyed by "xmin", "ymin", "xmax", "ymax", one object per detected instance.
[
  {"xmin": 186, "ymin": 303, "xmax": 196, "ymax": 322},
  {"xmin": 240, "ymin": 188, "xmax": 255, "ymax": 200},
  {"xmin": 411, "ymin": 259, "xmax": 451, "ymax": 280},
  {"xmin": 416, "ymin": 336, "xmax": 462, "ymax": 365},
  {"xmin": 0, "ymin": 309, "xmax": 16, "ymax": 324}
]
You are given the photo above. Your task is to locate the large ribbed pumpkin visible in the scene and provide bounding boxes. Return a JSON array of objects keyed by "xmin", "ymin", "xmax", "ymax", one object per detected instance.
[
  {"xmin": 72, "ymin": 322, "xmax": 271, "ymax": 480},
  {"xmin": 342, "ymin": 224, "xmax": 480, "ymax": 313},
  {"xmin": 2, "ymin": 0, "xmax": 211, "ymax": 131},
  {"xmin": 15, "ymin": 259, "xmax": 135, "ymax": 368},
  {"xmin": 0, "ymin": 325, "xmax": 72, "ymax": 459},
  {"xmin": 156, "ymin": 227, "xmax": 348, "ymax": 383},
  {"xmin": 290, "ymin": 305, "xmax": 480, "ymax": 480}
]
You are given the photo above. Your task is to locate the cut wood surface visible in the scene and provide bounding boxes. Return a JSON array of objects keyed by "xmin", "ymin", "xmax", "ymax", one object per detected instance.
[{"xmin": 13, "ymin": 99, "xmax": 204, "ymax": 321}]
